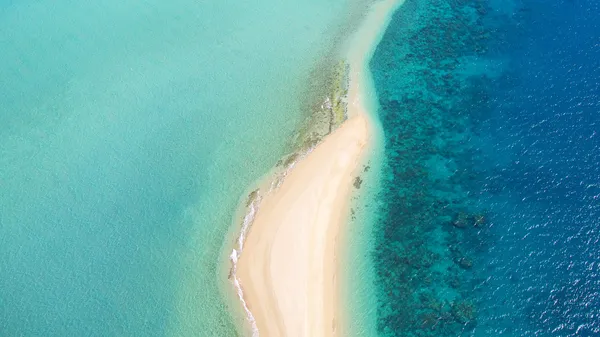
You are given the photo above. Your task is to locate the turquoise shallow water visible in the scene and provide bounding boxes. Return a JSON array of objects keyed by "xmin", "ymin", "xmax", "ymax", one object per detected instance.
[{"xmin": 0, "ymin": 0, "xmax": 362, "ymax": 335}]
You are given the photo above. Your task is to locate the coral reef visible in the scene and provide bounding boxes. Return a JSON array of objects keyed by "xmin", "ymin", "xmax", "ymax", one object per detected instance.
[{"xmin": 368, "ymin": 0, "xmax": 506, "ymax": 335}]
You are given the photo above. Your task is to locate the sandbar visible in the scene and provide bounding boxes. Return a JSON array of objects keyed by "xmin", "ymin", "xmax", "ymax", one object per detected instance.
[{"xmin": 235, "ymin": 0, "xmax": 402, "ymax": 335}]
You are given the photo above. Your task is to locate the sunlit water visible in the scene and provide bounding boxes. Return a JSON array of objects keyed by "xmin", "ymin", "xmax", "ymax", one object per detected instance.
[{"xmin": 0, "ymin": 0, "xmax": 363, "ymax": 335}]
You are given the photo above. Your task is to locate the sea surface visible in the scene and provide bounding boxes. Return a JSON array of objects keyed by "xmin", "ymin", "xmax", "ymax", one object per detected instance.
[
  {"xmin": 0, "ymin": 0, "xmax": 362, "ymax": 335},
  {"xmin": 370, "ymin": 0, "xmax": 599, "ymax": 336}
]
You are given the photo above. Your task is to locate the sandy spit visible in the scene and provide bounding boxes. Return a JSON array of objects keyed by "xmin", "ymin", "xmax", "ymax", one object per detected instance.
[{"xmin": 234, "ymin": 0, "xmax": 403, "ymax": 335}]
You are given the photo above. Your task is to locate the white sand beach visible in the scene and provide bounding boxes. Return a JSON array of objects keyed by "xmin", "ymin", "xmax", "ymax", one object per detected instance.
[{"xmin": 237, "ymin": 114, "xmax": 370, "ymax": 336}]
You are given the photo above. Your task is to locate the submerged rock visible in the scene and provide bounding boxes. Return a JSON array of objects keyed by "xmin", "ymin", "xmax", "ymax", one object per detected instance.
[
  {"xmin": 451, "ymin": 211, "xmax": 487, "ymax": 228},
  {"xmin": 473, "ymin": 213, "xmax": 486, "ymax": 227},
  {"xmin": 283, "ymin": 153, "xmax": 299, "ymax": 167},
  {"xmin": 451, "ymin": 300, "xmax": 476, "ymax": 324},
  {"xmin": 457, "ymin": 257, "xmax": 473, "ymax": 269},
  {"xmin": 452, "ymin": 212, "xmax": 469, "ymax": 228},
  {"xmin": 245, "ymin": 189, "xmax": 259, "ymax": 207}
]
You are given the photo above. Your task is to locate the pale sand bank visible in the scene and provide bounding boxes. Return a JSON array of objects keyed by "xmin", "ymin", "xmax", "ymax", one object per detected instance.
[{"xmin": 235, "ymin": 0, "xmax": 402, "ymax": 335}]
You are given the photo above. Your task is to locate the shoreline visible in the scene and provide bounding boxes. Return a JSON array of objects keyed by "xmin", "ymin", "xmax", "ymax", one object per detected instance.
[
  {"xmin": 225, "ymin": 149, "xmax": 313, "ymax": 337},
  {"xmin": 228, "ymin": 0, "xmax": 403, "ymax": 335}
]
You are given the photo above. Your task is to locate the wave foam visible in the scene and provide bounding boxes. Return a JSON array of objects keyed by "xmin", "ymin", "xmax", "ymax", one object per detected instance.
[{"xmin": 229, "ymin": 193, "xmax": 261, "ymax": 337}]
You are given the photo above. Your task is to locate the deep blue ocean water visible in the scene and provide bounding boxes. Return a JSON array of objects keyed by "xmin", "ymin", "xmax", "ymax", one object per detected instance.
[{"xmin": 370, "ymin": 0, "xmax": 599, "ymax": 335}]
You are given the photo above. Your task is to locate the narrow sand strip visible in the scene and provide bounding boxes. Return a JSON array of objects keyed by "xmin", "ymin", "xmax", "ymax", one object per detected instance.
[
  {"xmin": 346, "ymin": 0, "xmax": 404, "ymax": 119},
  {"xmin": 236, "ymin": 0, "xmax": 401, "ymax": 335}
]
